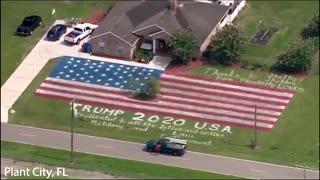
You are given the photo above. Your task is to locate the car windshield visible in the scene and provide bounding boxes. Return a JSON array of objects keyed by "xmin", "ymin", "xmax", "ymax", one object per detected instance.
[
  {"xmin": 74, "ymin": 28, "xmax": 83, "ymax": 32},
  {"xmin": 22, "ymin": 19, "xmax": 32, "ymax": 26},
  {"xmin": 48, "ymin": 28, "xmax": 57, "ymax": 34}
]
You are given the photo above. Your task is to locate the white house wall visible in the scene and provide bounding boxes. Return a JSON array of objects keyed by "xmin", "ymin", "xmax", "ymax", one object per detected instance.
[
  {"xmin": 200, "ymin": 0, "xmax": 246, "ymax": 52},
  {"xmin": 219, "ymin": 16, "xmax": 228, "ymax": 28},
  {"xmin": 228, "ymin": 0, "xmax": 246, "ymax": 23}
]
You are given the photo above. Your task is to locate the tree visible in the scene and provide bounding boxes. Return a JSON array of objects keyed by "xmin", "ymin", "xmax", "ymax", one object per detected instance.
[
  {"xmin": 145, "ymin": 76, "xmax": 160, "ymax": 97},
  {"xmin": 133, "ymin": 76, "xmax": 160, "ymax": 100},
  {"xmin": 207, "ymin": 25, "xmax": 245, "ymax": 65},
  {"xmin": 301, "ymin": 12, "xmax": 319, "ymax": 39},
  {"xmin": 310, "ymin": 36, "xmax": 319, "ymax": 50},
  {"xmin": 168, "ymin": 29, "xmax": 198, "ymax": 64},
  {"xmin": 307, "ymin": 12, "xmax": 319, "ymax": 37},
  {"xmin": 270, "ymin": 40, "xmax": 314, "ymax": 73}
]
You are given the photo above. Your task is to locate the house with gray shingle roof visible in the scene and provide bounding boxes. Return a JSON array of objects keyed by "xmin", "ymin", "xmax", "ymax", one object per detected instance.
[{"xmin": 88, "ymin": 0, "xmax": 245, "ymax": 60}]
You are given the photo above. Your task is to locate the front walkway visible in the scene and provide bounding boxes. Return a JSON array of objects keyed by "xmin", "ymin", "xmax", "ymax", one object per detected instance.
[
  {"xmin": 149, "ymin": 56, "xmax": 172, "ymax": 69},
  {"xmin": 1, "ymin": 20, "xmax": 171, "ymax": 123}
]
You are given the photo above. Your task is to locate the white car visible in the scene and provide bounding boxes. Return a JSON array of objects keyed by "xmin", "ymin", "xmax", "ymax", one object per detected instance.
[{"xmin": 64, "ymin": 23, "xmax": 98, "ymax": 45}]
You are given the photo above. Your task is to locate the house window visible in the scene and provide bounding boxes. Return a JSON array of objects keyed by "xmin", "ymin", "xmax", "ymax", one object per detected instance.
[
  {"xmin": 98, "ymin": 42, "xmax": 105, "ymax": 49},
  {"xmin": 117, "ymin": 46, "xmax": 124, "ymax": 55}
]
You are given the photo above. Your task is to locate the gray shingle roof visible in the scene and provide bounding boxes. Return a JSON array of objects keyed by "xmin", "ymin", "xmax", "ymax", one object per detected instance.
[
  {"xmin": 90, "ymin": 0, "xmax": 230, "ymax": 45},
  {"xmin": 178, "ymin": 1, "xmax": 230, "ymax": 44},
  {"xmin": 90, "ymin": 1, "xmax": 141, "ymax": 45}
]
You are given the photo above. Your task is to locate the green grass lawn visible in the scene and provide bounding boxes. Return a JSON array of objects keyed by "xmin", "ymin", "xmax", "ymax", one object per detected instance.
[
  {"xmin": 1, "ymin": 141, "xmax": 239, "ymax": 179},
  {"xmin": 234, "ymin": 0, "xmax": 319, "ymax": 66},
  {"xmin": 0, "ymin": 1, "xmax": 112, "ymax": 86},
  {"xmin": 10, "ymin": 57, "xmax": 319, "ymax": 169}
]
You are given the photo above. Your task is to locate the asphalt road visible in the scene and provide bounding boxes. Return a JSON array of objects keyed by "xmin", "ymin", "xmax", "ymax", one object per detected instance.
[{"xmin": 1, "ymin": 123, "xmax": 319, "ymax": 179}]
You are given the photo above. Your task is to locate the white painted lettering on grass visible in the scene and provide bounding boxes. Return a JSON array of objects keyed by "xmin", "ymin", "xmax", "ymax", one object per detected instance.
[
  {"xmin": 73, "ymin": 103, "xmax": 233, "ymax": 146},
  {"xmin": 204, "ymin": 68, "xmax": 304, "ymax": 92}
]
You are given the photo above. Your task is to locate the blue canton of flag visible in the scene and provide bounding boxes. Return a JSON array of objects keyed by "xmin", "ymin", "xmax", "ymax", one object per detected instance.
[{"xmin": 48, "ymin": 56, "xmax": 162, "ymax": 92}]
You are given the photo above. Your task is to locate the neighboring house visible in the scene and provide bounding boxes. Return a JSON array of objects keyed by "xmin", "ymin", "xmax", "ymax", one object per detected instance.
[{"xmin": 88, "ymin": 0, "xmax": 245, "ymax": 60}]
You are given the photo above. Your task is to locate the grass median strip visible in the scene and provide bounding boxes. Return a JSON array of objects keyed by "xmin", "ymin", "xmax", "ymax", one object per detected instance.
[{"xmin": 1, "ymin": 141, "xmax": 240, "ymax": 179}]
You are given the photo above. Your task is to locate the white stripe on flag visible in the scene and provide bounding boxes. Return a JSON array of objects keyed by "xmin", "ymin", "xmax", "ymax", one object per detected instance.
[
  {"xmin": 161, "ymin": 74, "xmax": 294, "ymax": 97},
  {"xmin": 35, "ymin": 88, "xmax": 273, "ymax": 129},
  {"xmin": 160, "ymin": 95, "xmax": 281, "ymax": 115},
  {"xmin": 160, "ymin": 88, "xmax": 286, "ymax": 109},
  {"xmin": 39, "ymin": 82, "xmax": 277, "ymax": 122},
  {"xmin": 160, "ymin": 81, "xmax": 290, "ymax": 103}
]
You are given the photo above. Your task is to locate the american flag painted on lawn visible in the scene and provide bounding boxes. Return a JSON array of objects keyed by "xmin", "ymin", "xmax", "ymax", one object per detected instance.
[{"xmin": 34, "ymin": 56, "xmax": 295, "ymax": 131}]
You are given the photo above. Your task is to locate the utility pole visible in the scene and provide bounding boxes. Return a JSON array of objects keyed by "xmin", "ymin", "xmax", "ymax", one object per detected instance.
[
  {"xmin": 303, "ymin": 163, "xmax": 306, "ymax": 179},
  {"xmin": 253, "ymin": 105, "xmax": 257, "ymax": 149},
  {"xmin": 69, "ymin": 98, "xmax": 75, "ymax": 162}
]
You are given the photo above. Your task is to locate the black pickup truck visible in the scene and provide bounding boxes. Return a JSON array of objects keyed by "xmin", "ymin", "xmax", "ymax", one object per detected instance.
[
  {"xmin": 145, "ymin": 137, "xmax": 187, "ymax": 156},
  {"xmin": 16, "ymin": 15, "xmax": 42, "ymax": 36}
]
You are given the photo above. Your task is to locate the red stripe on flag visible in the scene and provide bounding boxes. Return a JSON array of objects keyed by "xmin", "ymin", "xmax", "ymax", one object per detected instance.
[
  {"xmin": 160, "ymin": 97, "xmax": 279, "ymax": 118},
  {"xmin": 34, "ymin": 92, "xmax": 272, "ymax": 131},
  {"xmin": 44, "ymin": 78, "xmax": 283, "ymax": 112},
  {"xmin": 37, "ymin": 86, "xmax": 274, "ymax": 124},
  {"xmin": 160, "ymin": 83, "xmax": 288, "ymax": 106},
  {"xmin": 158, "ymin": 91, "xmax": 283, "ymax": 113},
  {"xmin": 165, "ymin": 73, "xmax": 295, "ymax": 94},
  {"xmin": 159, "ymin": 76, "xmax": 291, "ymax": 100}
]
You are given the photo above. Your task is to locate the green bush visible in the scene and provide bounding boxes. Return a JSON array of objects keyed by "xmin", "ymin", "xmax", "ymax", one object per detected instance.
[
  {"xmin": 145, "ymin": 76, "xmax": 160, "ymax": 97},
  {"xmin": 307, "ymin": 12, "xmax": 319, "ymax": 38},
  {"xmin": 168, "ymin": 29, "xmax": 198, "ymax": 64},
  {"xmin": 134, "ymin": 91, "xmax": 150, "ymax": 100},
  {"xmin": 270, "ymin": 40, "xmax": 313, "ymax": 73},
  {"xmin": 309, "ymin": 37, "xmax": 319, "ymax": 50},
  {"xmin": 133, "ymin": 49, "xmax": 153, "ymax": 62},
  {"xmin": 208, "ymin": 25, "xmax": 246, "ymax": 65},
  {"xmin": 133, "ymin": 76, "xmax": 160, "ymax": 100},
  {"xmin": 301, "ymin": 12, "xmax": 319, "ymax": 39}
]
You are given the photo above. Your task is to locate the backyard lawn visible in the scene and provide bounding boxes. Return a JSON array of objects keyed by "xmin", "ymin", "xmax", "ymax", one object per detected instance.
[
  {"xmin": 2, "ymin": 141, "xmax": 239, "ymax": 179},
  {"xmin": 234, "ymin": 0, "xmax": 319, "ymax": 66},
  {"xmin": 0, "ymin": 1, "xmax": 112, "ymax": 85}
]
